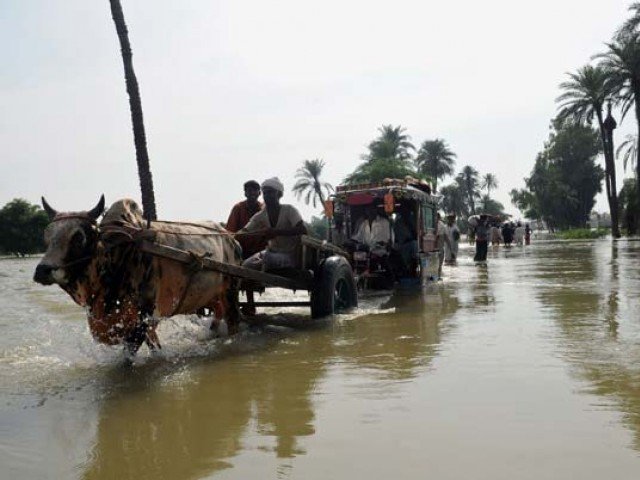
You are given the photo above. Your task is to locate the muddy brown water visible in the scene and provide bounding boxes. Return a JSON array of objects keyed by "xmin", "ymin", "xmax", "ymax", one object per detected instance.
[{"xmin": 1, "ymin": 239, "xmax": 640, "ymax": 479}]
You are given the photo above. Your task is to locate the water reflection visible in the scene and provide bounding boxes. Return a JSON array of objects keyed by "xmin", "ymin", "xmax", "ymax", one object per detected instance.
[
  {"xmin": 82, "ymin": 332, "xmax": 324, "ymax": 479},
  {"xmin": 333, "ymin": 286, "xmax": 459, "ymax": 381},
  {"xmin": 532, "ymin": 240, "xmax": 640, "ymax": 451},
  {"xmin": 80, "ymin": 284, "xmax": 462, "ymax": 479}
]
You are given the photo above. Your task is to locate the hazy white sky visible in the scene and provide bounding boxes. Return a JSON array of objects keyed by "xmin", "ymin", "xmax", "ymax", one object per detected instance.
[{"xmin": 1, "ymin": 0, "xmax": 635, "ymax": 222}]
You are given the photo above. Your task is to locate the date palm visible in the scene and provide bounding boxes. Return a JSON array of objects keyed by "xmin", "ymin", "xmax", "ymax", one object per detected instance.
[
  {"xmin": 596, "ymin": 34, "xmax": 640, "ymax": 216},
  {"xmin": 292, "ymin": 159, "xmax": 334, "ymax": 208},
  {"xmin": 109, "ymin": 0, "xmax": 157, "ymax": 220},
  {"xmin": 345, "ymin": 125, "xmax": 417, "ymax": 184},
  {"xmin": 617, "ymin": 2, "xmax": 640, "ymax": 39},
  {"xmin": 365, "ymin": 125, "xmax": 415, "ymax": 163},
  {"xmin": 456, "ymin": 166, "xmax": 480, "ymax": 215},
  {"xmin": 616, "ymin": 134, "xmax": 638, "ymax": 173},
  {"xmin": 481, "ymin": 173, "xmax": 498, "ymax": 211},
  {"xmin": 414, "ymin": 139, "xmax": 456, "ymax": 192},
  {"xmin": 440, "ymin": 183, "xmax": 467, "ymax": 218},
  {"xmin": 556, "ymin": 64, "xmax": 620, "ymax": 237},
  {"xmin": 481, "ymin": 173, "xmax": 498, "ymax": 197}
]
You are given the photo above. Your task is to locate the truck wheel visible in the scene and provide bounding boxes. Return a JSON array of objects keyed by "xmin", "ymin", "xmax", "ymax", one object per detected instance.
[{"xmin": 311, "ymin": 256, "xmax": 357, "ymax": 318}]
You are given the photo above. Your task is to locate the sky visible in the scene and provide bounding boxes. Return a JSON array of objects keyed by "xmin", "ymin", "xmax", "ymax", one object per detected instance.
[{"xmin": 1, "ymin": 0, "xmax": 636, "ymax": 222}]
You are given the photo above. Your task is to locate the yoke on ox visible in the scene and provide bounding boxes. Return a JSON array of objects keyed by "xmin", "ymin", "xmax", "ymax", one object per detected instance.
[{"xmin": 34, "ymin": 196, "xmax": 242, "ymax": 355}]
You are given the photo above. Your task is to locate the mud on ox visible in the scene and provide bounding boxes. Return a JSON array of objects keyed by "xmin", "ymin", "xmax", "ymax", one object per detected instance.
[{"xmin": 34, "ymin": 196, "xmax": 242, "ymax": 354}]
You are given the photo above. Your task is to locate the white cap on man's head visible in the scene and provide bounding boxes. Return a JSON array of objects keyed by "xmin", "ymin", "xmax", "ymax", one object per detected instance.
[{"xmin": 262, "ymin": 177, "xmax": 284, "ymax": 193}]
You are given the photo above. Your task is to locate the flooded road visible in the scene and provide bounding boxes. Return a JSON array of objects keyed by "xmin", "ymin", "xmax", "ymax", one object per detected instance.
[{"xmin": 1, "ymin": 239, "xmax": 640, "ymax": 479}]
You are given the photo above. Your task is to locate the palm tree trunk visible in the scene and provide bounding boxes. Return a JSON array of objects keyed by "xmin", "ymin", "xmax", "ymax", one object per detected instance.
[
  {"xmin": 596, "ymin": 112, "xmax": 620, "ymax": 238},
  {"xmin": 109, "ymin": 0, "xmax": 157, "ymax": 221},
  {"xmin": 635, "ymin": 84, "xmax": 640, "ymax": 233},
  {"xmin": 607, "ymin": 131, "xmax": 621, "ymax": 238}
]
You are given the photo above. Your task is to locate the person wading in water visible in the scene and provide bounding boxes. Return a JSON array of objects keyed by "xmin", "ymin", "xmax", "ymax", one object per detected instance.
[{"xmin": 470, "ymin": 214, "xmax": 490, "ymax": 262}]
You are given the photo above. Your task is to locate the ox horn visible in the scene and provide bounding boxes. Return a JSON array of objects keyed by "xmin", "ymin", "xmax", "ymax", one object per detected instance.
[
  {"xmin": 41, "ymin": 197, "xmax": 58, "ymax": 220},
  {"xmin": 87, "ymin": 195, "xmax": 106, "ymax": 221}
]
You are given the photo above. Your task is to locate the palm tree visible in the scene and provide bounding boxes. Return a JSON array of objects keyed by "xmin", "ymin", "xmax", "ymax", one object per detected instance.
[
  {"xmin": 481, "ymin": 173, "xmax": 498, "ymax": 198},
  {"xmin": 414, "ymin": 139, "xmax": 456, "ymax": 192},
  {"xmin": 617, "ymin": 2, "xmax": 640, "ymax": 39},
  {"xmin": 365, "ymin": 125, "xmax": 415, "ymax": 163},
  {"xmin": 481, "ymin": 173, "xmax": 498, "ymax": 211},
  {"xmin": 344, "ymin": 125, "xmax": 417, "ymax": 184},
  {"xmin": 456, "ymin": 166, "xmax": 480, "ymax": 215},
  {"xmin": 556, "ymin": 64, "xmax": 620, "ymax": 237},
  {"xmin": 109, "ymin": 0, "xmax": 157, "ymax": 220},
  {"xmin": 616, "ymin": 133, "xmax": 638, "ymax": 173},
  {"xmin": 596, "ymin": 34, "xmax": 640, "ymax": 213},
  {"xmin": 292, "ymin": 159, "xmax": 334, "ymax": 208},
  {"xmin": 440, "ymin": 183, "xmax": 467, "ymax": 218},
  {"xmin": 344, "ymin": 158, "xmax": 417, "ymax": 184}
]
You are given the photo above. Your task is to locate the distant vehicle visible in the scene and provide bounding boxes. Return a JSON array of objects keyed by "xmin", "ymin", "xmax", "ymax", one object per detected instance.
[{"xmin": 328, "ymin": 179, "xmax": 441, "ymax": 289}]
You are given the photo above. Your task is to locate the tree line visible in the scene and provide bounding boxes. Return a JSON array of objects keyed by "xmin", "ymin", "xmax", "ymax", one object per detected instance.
[
  {"xmin": 291, "ymin": 125, "xmax": 507, "ymax": 222},
  {"xmin": 0, "ymin": 199, "xmax": 48, "ymax": 256},
  {"xmin": 513, "ymin": 2, "xmax": 640, "ymax": 235}
]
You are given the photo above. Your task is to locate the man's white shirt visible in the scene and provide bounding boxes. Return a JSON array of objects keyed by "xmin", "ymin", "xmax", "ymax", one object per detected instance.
[{"xmin": 352, "ymin": 216, "xmax": 393, "ymax": 248}]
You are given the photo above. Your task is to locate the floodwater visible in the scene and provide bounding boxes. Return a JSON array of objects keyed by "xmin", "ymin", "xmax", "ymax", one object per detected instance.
[{"xmin": 1, "ymin": 239, "xmax": 640, "ymax": 480}]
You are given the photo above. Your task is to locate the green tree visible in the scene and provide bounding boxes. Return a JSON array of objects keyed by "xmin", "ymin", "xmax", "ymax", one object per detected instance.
[
  {"xmin": 617, "ymin": 2, "xmax": 640, "ymax": 38},
  {"xmin": 414, "ymin": 139, "xmax": 456, "ymax": 191},
  {"xmin": 616, "ymin": 133, "xmax": 638, "ymax": 173},
  {"xmin": 556, "ymin": 64, "xmax": 620, "ymax": 237},
  {"xmin": 481, "ymin": 173, "xmax": 498, "ymax": 198},
  {"xmin": 0, "ymin": 199, "xmax": 49, "ymax": 256},
  {"xmin": 509, "ymin": 188, "xmax": 541, "ymax": 222},
  {"xmin": 456, "ymin": 166, "xmax": 480, "ymax": 215},
  {"xmin": 306, "ymin": 216, "xmax": 329, "ymax": 239},
  {"xmin": 513, "ymin": 119, "xmax": 604, "ymax": 230},
  {"xmin": 344, "ymin": 158, "xmax": 418, "ymax": 184},
  {"xmin": 292, "ymin": 159, "xmax": 333, "ymax": 208},
  {"xmin": 440, "ymin": 183, "xmax": 467, "ymax": 218},
  {"xmin": 366, "ymin": 125, "xmax": 415, "ymax": 162},
  {"xmin": 596, "ymin": 33, "xmax": 640, "ymax": 213},
  {"xmin": 109, "ymin": 0, "xmax": 157, "ymax": 220},
  {"xmin": 480, "ymin": 195, "xmax": 507, "ymax": 217},
  {"xmin": 480, "ymin": 172, "xmax": 498, "ymax": 210},
  {"xmin": 344, "ymin": 125, "xmax": 418, "ymax": 184},
  {"xmin": 619, "ymin": 178, "xmax": 639, "ymax": 234}
]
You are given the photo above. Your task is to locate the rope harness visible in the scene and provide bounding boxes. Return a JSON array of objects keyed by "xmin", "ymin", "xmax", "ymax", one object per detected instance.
[{"xmin": 50, "ymin": 213, "xmax": 242, "ymax": 318}]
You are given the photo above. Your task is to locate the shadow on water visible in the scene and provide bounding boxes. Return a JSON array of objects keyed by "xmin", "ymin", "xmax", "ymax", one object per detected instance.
[
  {"xmin": 80, "ymin": 329, "xmax": 322, "ymax": 479},
  {"xmin": 532, "ymin": 239, "xmax": 640, "ymax": 451},
  {"xmin": 78, "ymin": 285, "xmax": 461, "ymax": 480}
]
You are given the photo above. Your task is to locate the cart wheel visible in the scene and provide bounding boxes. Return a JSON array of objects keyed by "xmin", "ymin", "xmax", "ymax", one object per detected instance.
[{"xmin": 311, "ymin": 256, "xmax": 358, "ymax": 318}]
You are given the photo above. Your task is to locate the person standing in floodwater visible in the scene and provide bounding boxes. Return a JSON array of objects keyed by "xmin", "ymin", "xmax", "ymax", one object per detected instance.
[
  {"xmin": 444, "ymin": 214, "xmax": 460, "ymax": 265},
  {"xmin": 525, "ymin": 223, "xmax": 531, "ymax": 245},
  {"xmin": 436, "ymin": 213, "xmax": 452, "ymax": 279},
  {"xmin": 469, "ymin": 214, "xmax": 490, "ymax": 262}
]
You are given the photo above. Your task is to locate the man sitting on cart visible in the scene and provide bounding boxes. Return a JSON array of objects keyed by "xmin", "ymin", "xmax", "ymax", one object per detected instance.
[
  {"xmin": 349, "ymin": 205, "xmax": 394, "ymax": 256},
  {"xmin": 225, "ymin": 180, "xmax": 266, "ymax": 260},
  {"xmin": 235, "ymin": 177, "xmax": 307, "ymax": 271}
]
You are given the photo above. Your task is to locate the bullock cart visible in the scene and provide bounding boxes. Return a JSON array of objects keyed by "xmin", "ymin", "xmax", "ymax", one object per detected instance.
[
  {"xmin": 139, "ymin": 234, "xmax": 358, "ymax": 319},
  {"xmin": 35, "ymin": 197, "xmax": 357, "ymax": 355}
]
